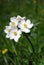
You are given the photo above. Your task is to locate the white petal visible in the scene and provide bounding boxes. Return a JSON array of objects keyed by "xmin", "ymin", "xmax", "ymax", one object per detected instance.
[
  {"xmin": 14, "ymin": 37, "xmax": 19, "ymax": 42},
  {"xmin": 17, "ymin": 15, "xmax": 21, "ymax": 19},
  {"xmin": 6, "ymin": 34, "xmax": 9, "ymax": 38},
  {"xmin": 17, "ymin": 15, "xmax": 26, "ymax": 21},
  {"xmin": 4, "ymin": 26, "xmax": 11, "ymax": 33},
  {"xmin": 18, "ymin": 20, "xmax": 25, "ymax": 28},
  {"xmin": 21, "ymin": 28, "xmax": 30, "ymax": 33},
  {"xmin": 9, "ymin": 32, "xmax": 14, "ymax": 39},
  {"xmin": 18, "ymin": 30, "xmax": 22, "ymax": 34},
  {"xmin": 21, "ymin": 19, "xmax": 25, "ymax": 23},
  {"xmin": 10, "ymin": 35, "xmax": 14, "ymax": 39},
  {"xmin": 28, "ymin": 24, "xmax": 33, "ymax": 28},
  {"xmin": 5, "ymin": 26, "xmax": 11, "ymax": 29},
  {"xmin": 26, "ymin": 19, "xmax": 33, "ymax": 28},
  {"xmin": 4, "ymin": 29, "xmax": 8, "ymax": 33},
  {"xmin": 26, "ymin": 19, "xmax": 31, "ymax": 24},
  {"xmin": 18, "ymin": 22, "xmax": 22, "ymax": 28},
  {"xmin": 22, "ymin": 17, "xmax": 26, "ymax": 20},
  {"xmin": 10, "ymin": 17, "xmax": 16, "ymax": 22}
]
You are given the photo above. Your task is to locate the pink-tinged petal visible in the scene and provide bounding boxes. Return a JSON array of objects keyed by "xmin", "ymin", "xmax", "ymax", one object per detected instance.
[
  {"xmin": 26, "ymin": 19, "xmax": 31, "ymax": 24},
  {"xmin": 21, "ymin": 28, "xmax": 30, "ymax": 33},
  {"xmin": 28, "ymin": 24, "xmax": 33, "ymax": 28}
]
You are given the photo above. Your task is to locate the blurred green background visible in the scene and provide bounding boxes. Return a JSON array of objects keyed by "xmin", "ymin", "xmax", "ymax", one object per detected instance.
[{"xmin": 0, "ymin": 0, "xmax": 44, "ymax": 65}]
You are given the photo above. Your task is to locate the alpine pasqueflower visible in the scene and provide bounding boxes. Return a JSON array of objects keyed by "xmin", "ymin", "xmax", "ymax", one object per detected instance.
[
  {"xmin": 18, "ymin": 19, "xmax": 33, "ymax": 33},
  {"xmin": 4, "ymin": 15, "xmax": 33, "ymax": 42},
  {"xmin": 9, "ymin": 17, "xmax": 18, "ymax": 27},
  {"xmin": 9, "ymin": 29, "xmax": 22, "ymax": 42}
]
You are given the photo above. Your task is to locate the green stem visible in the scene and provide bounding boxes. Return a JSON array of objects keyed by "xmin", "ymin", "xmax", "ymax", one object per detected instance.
[
  {"xmin": 8, "ymin": 57, "xmax": 15, "ymax": 65},
  {"xmin": 13, "ymin": 40, "xmax": 20, "ymax": 65},
  {"xmin": 23, "ymin": 33, "xmax": 34, "ymax": 53},
  {"xmin": 3, "ymin": 56, "xmax": 8, "ymax": 65}
]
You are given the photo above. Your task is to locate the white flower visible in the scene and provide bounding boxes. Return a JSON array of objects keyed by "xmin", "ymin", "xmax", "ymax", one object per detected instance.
[
  {"xmin": 9, "ymin": 16, "xmax": 26, "ymax": 27},
  {"xmin": 18, "ymin": 19, "xmax": 33, "ymax": 33},
  {"xmin": 4, "ymin": 15, "xmax": 34, "ymax": 42},
  {"xmin": 9, "ymin": 29, "xmax": 22, "ymax": 42},
  {"xmin": 4, "ymin": 26, "xmax": 11, "ymax": 38},
  {"xmin": 9, "ymin": 17, "xmax": 18, "ymax": 27}
]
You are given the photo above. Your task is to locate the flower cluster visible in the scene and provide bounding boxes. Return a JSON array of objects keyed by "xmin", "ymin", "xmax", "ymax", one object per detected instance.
[{"xmin": 4, "ymin": 15, "xmax": 33, "ymax": 42}]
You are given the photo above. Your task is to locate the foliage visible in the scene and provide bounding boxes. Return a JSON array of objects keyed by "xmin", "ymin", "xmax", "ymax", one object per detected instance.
[{"xmin": 0, "ymin": 0, "xmax": 44, "ymax": 65}]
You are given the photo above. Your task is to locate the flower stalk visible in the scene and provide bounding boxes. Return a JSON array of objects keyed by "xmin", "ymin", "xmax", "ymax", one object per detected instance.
[
  {"xmin": 23, "ymin": 33, "xmax": 34, "ymax": 53},
  {"xmin": 3, "ymin": 56, "xmax": 8, "ymax": 65}
]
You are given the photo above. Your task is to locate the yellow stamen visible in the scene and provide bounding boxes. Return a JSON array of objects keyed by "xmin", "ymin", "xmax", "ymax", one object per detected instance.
[
  {"xmin": 2, "ymin": 49, "xmax": 8, "ymax": 54},
  {"xmin": 23, "ymin": 23, "xmax": 27, "ymax": 28},
  {"xmin": 11, "ymin": 22, "xmax": 15, "ymax": 26},
  {"xmin": 13, "ymin": 31, "xmax": 17, "ymax": 36}
]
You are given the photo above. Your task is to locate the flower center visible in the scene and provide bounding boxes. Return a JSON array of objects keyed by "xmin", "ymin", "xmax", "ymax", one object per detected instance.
[
  {"xmin": 13, "ymin": 31, "xmax": 17, "ymax": 36},
  {"xmin": 11, "ymin": 22, "xmax": 15, "ymax": 26},
  {"xmin": 23, "ymin": 23, "xmax": 27, "ymax": 28},
  {"xmin": 8, "ymin": 29, "xmax": 11, "ymax": 32}
]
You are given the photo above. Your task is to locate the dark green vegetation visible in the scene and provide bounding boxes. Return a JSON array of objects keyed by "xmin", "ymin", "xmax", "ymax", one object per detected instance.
[{"xmin": 0, "ymin": 0, "xmax": 44, "ymax": 65}]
